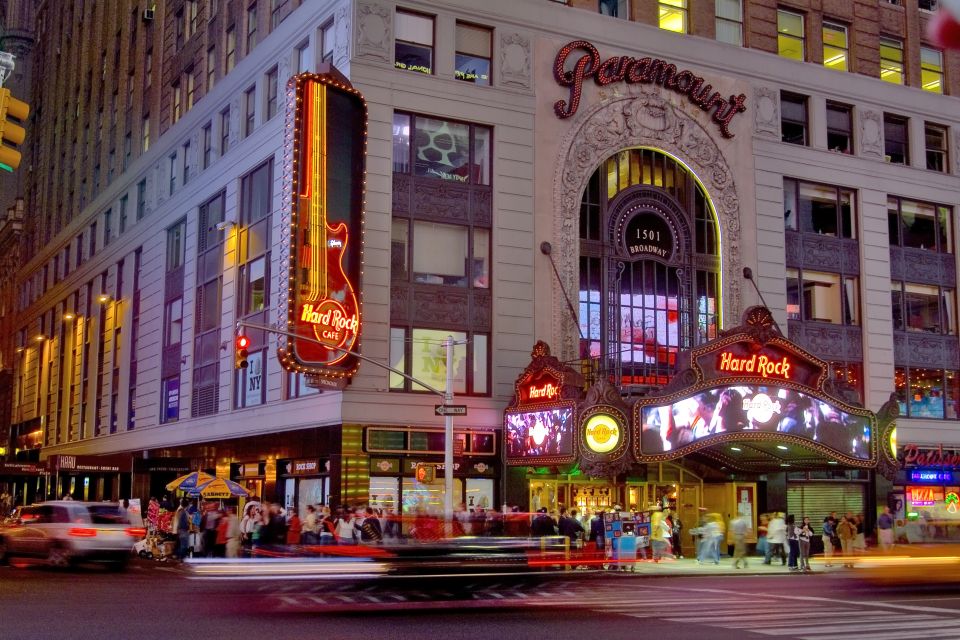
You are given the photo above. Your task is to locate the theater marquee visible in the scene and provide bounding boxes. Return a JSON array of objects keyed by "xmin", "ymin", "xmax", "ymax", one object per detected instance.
[{"xmin": 278, "ymin": 72, "xmax": 367, "ymax": 381}]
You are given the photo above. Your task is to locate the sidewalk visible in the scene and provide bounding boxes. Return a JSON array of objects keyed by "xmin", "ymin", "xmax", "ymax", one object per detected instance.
[{"xmin": 573, "ymin": 556, "xmax": 834, "ymax": 577}]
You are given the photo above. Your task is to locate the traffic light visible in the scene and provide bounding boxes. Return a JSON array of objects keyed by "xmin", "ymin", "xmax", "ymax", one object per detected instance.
[
  {"xmin": 415, "ymin": 463, "xmax": 435, "ymax": 483},
  {"xmin": 235, "ymin": 334, "xmax": 250, "ymax": 369},
  {"xmin": 0, "ymin": 89, "xmax": 29, "ymax": 172}
]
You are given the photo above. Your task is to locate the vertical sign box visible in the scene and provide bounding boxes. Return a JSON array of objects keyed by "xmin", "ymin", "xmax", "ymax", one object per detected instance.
[{"xmin": 279, "ymin": 72, "xmax": 367, "ymax": 381}]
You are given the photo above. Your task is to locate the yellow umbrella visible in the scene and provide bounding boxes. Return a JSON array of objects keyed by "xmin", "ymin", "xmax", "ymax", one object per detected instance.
[
  {"xmin": 190, "ymin": 477, "xmax": 250, "ymax": 499},
  {"xmin": 165, "ymin": 470, "xmax": 215, "ymax": 493}
]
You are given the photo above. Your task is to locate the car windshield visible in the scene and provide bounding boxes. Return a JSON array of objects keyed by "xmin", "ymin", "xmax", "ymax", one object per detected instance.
[{"xmin": 87, "ymin": 504, "xmax": 129, "ymax": 525}]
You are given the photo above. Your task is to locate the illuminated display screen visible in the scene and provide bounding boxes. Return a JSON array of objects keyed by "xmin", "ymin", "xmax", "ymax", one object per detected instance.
[
  {"xmin": 909, "ymin": 470, "xmax": 954, "ymax": 484},
  {"xmin": 640, "ymin": 385, "xmax": 871, "ymax": 459},
  {"xmin": 505, "ymin": 407, "xmax": 574, "ymax": 459}
]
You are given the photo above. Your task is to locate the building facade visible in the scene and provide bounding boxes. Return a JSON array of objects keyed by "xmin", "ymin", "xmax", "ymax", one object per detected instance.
[{"xmin": 5, "ymin": 0, "xmax": 960, "ymax": 537}]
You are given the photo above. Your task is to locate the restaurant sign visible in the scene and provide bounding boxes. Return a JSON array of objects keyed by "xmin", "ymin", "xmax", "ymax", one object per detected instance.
[{"xmin": 901, "ymin": 444, "xmax": 960, "ymax": 469}]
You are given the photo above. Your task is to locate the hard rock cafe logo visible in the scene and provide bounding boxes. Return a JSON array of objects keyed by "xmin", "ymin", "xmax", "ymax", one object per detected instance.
[
  {"xmin": 300, "ymin": 300, "xmax": 359, "ymax": 347},
  {"xmin": 377, "ymin": 460, "xmax": 393, "ymax": 472},
  {"xmin": 742, "ymin": 393, "xmax": 782, "ymax": 425},
  {"xmin": 584, "ymin": 414, "xmax": 621, "ymax": 454},
  {"xmin": 718, "ymin": 352, "xmax": 792, "ymax": 380},
  {"xmin": 529, "ymin": 420, "xmax": 550, "ymax": 447},
  {"xmin": 528, "ymin": 383, "xmax": 560, "ymax": 401}
]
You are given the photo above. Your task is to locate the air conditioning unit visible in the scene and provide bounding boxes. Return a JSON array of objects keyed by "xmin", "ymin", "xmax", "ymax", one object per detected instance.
[{"xmin": 143, "ymin": 7, "xmax": 155, "ymax": 21}]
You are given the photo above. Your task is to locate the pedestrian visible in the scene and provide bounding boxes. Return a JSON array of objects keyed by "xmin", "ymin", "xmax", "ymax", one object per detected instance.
[
  {"xmin": 671, "ymin": 513, "xmax": 684, "ymax": 559},
  {"xmin": 286, "ymin": 508, "xmax": 302, "ymax": 546},
  {"xmin": 558, "ymin": 507, "xmax": 585, "ymax": 546},
  {"xmin": 531, "ymin": 507, "xmax": 557, "ymax": 537},
  {"xmin": 223, "ymin": 506, "xmax": 241, "ymax": 558},
  {"xmin": 707, "ymin": 514, "xmax": 725, "ymax": 564},
  {"xmin": 652, "ymin": 510, "xmax": 672, "ymax": 563},
  {"xmin": 173, "ymin": 498, "xmax": 191, "ymax": 560},
  {"xmin": 356, "ymin": 506, "xmax": 383, "ymax": 543},
  {"xmin": 730, "ymin": 512, "xmax": 751, "ymax": 569},
  {"xmin": 756, "ymin": 514, "xmax": 769, "ymax": 559},
  {"xmin": 877, "ymin": 506, "xmax": 895, "ymax": 552},
  {"xmin": 301, "ymin": 504, "xmax": 318, "ymax": 545},
  {"xmin": 319, "ymin": 505, "xmax": 337, "ymax": 544},
  {"xmin": 798, "ymin": 516, "xmax": 813, "ymax": 572},
  {"xmin": 822, "ymin": 514, "xmax": 836, "ymax": 567},
  {"xmin": 590, "ymin": 510, "xmax": 605, "ymax": 551},
  {"xmin": 764, "ymin": 512, "xmax": 786, "ymax": 566},
  {"xmin": 335, "ymin": 507, "xmax": 357, "ymax": 544},
  {"xmin": 837, "ymin": 515, "xmax": 857, "ymax": 566},
  {"xmin": 786, "ymin": 514, "xmax": 799, "ymax": 570},
  {"xmin": 854, "ymin": 513, "xmax": 866, "ymax": 553},
  {"xmin": 201, "ymin": 504, "xmax": 220, "ymax": 558},
  {"xmin": 240, "ymin": 502, "xmax": 261, "ymax": 554}
]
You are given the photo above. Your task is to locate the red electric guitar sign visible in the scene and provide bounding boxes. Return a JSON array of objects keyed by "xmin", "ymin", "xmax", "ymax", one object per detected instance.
[{"xmin": 280, "ymin": 72, "xmax": 366, "ymax": 380}]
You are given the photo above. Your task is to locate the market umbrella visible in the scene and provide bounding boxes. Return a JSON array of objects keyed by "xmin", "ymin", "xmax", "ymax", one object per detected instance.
[
  {"xmin": 165, "ymin": 470, "xmax": 216, "ymax": 493},
  {"xmin": 189, "ymin": 477, "xmax": 250, "ymax": 499}
]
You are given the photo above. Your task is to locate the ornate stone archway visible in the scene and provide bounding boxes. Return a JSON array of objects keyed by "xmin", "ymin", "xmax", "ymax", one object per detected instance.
[{"xmin": 552, "ymin": 85, "xmax": 743, "ymax": 361}]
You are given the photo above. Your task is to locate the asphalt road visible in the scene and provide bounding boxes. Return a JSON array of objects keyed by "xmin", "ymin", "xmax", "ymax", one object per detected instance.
[{"xmin": 4, "ymin": 560, "xmax": 960, "ymax": 640}]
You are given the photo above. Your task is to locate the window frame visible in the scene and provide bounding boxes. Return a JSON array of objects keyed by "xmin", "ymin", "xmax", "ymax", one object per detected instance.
[
  {"xmin": 658, "ymin": 0, "xmax": 688, "ymax": 34},
  {"xmin": 884, "ymin": 113, "xmax": 909, "ymax": 165},
  {"xmin": 780, "ymin": 91, "xmax": 808, "ymax": 146},
  {"xmin": 394, "ymin": 9, "xmax": 435, "ymax": 75},
  {"xmin": 888, "ymin": 196, "xmax": 953, "ymax": 254},
  {"xmin": 777, "ymin": 9, "xmax": 805, "ymax": 61},
  {"xmin": 826, "ymin": 101, "xmax": 853, "ymax": 154},
  {"xmin": 880, "ymin": 36, "xmax": 904, "ymax": 85},
  {"xmin": 388, "ymin": 327, "xmax": 491, "ymax": 396},
  {"xmin": 822, "ymin": 20, "xmax": 849, "ymax": 72},
  {"xmin": 921, "ymin": 46, "xmax": 945, "ymax": 94},
  {"xmin": 454, "ymin": 22, "xmax": 493, "ymax": 86},
  {"xmin": 714, "ymin": 0, "xmax": 743, "ymax": 47},
  {"xmin": 243, "ymin": 85, "xmax": 256, "ymax": 137}
]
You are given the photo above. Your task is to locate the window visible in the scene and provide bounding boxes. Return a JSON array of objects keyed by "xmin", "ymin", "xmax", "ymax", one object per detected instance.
[
  {"xmin": 393, "ymin": 113, "xmax": 492, "ymax": 185},
  {"xmin": 164, "ymin": 298, "xmax": 183, "ymax": 346},
  {"xmin": 455, "ymin": 23, "xmax": 492, "ymax": 85},
  {"xmin": 175, "ymin": 8, "xmax": 185, "ymax": 48},
  {"xmin": 295, "ymin": 39, "xmax": 312, "ymax": 73},
  {"xmin": 880, "ymin": 37, "xmax": 904, "ymax": 85},
  {"xmin": 891, "ymin": 281, "xmax": 956, "ymax": 334},
  {"xmin": 244, "ymin": 86, "xmax": 256, "ymax": 137},
  {"xmin": 89, "ymin": 223, "xmax": 97, "ymax": 258},
  {"xmin": 206, "ymin": 46, "xmax": 216, "ymax": 91},
  {"xmin": 658, "ymin": 0, "xmax": 687, "ymax": 33},
  {"xmin": 395, "ymin": 10, "xmax": 434, "ymax": 75},
  {"xmin": 777, "ymin": 10, "xmax": 805, "ymax": 61},
  {"xmin": 895, "ymin": 368, "xmax": 959, "ymax": 420},
  {"xmin": 167, "ymin": 219, "xmax": 186, "ymax": 270},
  {"xmin": 921, "ymin": 47, "xmax": 944, "ymax": 94},
  {"xmin": 265, "ymin": 67, "xmax": 278, "ymax": 120},
  {"xmin": 271, "ymin": 0, "xmax": 283, "ymax": 29},
  {"xmin": 389, "ymin": 328, "xmax": 489, "ymax": 395},
  {"xmin": 202, "ymin": 123, "xmax": 213, "ymax": 169},
  {"xmin": 884, "ymin": 114, "xmax": 908, "ymax": 164},
  {"xmin": 172, "ymin": 81, "xmax": 182, "ymax": 124},
  {"xmin": 141, "ymin": 113, "xmax": 150, "ymax": 152},
  {"xmin": 236, "ymin": 349, "xmax": 266, "ymax": 408},
  {"xmin": 786, "ymin": 269, "xmax": 858, "ymax": 325},
  {"xmin": 888, "ymin": 197, "xmax": 952, "ymax": 253},
  {"xmin": 285, "ymin": 372, "xmax": 319, "ymax": 399},
  {"xmin": 780, "ymin": 91, "xmax": 807, "ymax": 146},
  {"xmin": 715, "ymin": 0, "xmax": 743, "ymax": 46},
  {"xmin": 321, "ymin": 21, "xmax": 334, "ymax": 64},
  {"xmin": 136, "ymin": 179, "xmax": 146, "ymax": 220},
  {"xmin": 144, "ymin": 49, "xmax": 153, "ymax": 91},
  {"xmin": 783, "ymin": 179, "xmax": 855, "ymax": 238},
  {"xmin": 826, "ymin": 102, "xmax": 853, "ymax": 154},
  {"xmin": 220, "ymin": 107, "xmax": 231, "ymax": 154},
  {"xmin": 168, "ymin": 153, "xmax": 177, "ymax": 194},
  {"xmin": 119, "ymin": 195, "xmax": 128, "ymax": 234},
  {"xmin": 246, "ymin": 2, "xmax": 258, "ymax": 52},
  {"xmin": 599, "ymin": 0, "xmax": 628, "ymax": 19},
  {"xmin": 926, "ymin": 123, "xmax": 949, "ymax": 173},
  {"xmin": 185, "ymin": 68, "xmax": 196, "ymax": 111},
  {"xmin": 161, "ymin": 376, "xmax": 180, "ymax": 423},
  {"xmin": 822, "ymin": 21, "xmax": 848, "ymax": 71},
  {"xmin": 182, "ymin": 141, "xmax": 192, "ymax": 186},
  {"xmin": 103, "ymin": 209, "xmax": 112, "ymax": 246},
  {"xmin": 226, "ymin": 26, "xmax": 237, "ymax": 73},
  {"xmin": 920, "ymin": 0, "xmax": 939, "ymax": 10}
]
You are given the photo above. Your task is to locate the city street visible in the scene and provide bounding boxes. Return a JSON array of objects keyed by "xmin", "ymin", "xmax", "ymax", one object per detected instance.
[{"xmin": 3, "ymin": 560, "xmax": 960, "ymax": 640}]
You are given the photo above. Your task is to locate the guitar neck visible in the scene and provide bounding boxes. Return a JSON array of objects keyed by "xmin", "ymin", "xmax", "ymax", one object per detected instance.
[{"xmin": 306, "ymin": 81, "xmax": 328, "ymax": 301}]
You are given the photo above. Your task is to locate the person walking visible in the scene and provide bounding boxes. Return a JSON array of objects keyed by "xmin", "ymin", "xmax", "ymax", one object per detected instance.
[
  {"xmin": 854, "ymin": 513, "xmax": 866, "ymax": 553},
  {"xmin": 173, "ymin": 498, "xmax": 191, "ymax": 560},
  {"xmin": 765, "ymin": 512, "xmax": 787, "ymax": 566},
  {"xmin": 798, "ymin": 516, "xmax": 813, "ymax": 572},
  {"xmin": 531, "ymin": 507, "xmax": 557, "ymax": 537},
  {"xmin": 837, "ymin": 515, "xmax": 857, "ymax": 566},
  {"xmin": 335, "ymin": 507, "xmax": 357, "ymax": 544},
  {"xmin": 821, "ymin": 514, "xmax": 836, "ymax": 567},
  {"xmin": 223, "ymin": 506, "xmax": 241, "ymax": 558},
  {"xmin": 558, "ymin": 507, "xmax": 585, "ymax": 546},
  {"xmin": 786, "ymin": 514, "xmax": 799, "ymax": 571},
  {"xmin": 286, "ymin": 508, "xmax": 302, "ymax": 546},
  {"xmin": 877, "ymin": 506, "xmax": 895, "ymax": 552},
  {"xmin": 730, "ymin": 513, "xmax": 751, "ymax": 569}
]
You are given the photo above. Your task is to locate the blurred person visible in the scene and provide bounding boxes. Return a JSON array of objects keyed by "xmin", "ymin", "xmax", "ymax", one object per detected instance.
[
  {"xmin": 877, "ymin": 506, "xmax": 895, "ymax": 552},
  {"xmin": 356, "ymin": 506, "xmax": 383, "ymax": 543},
  {"xmin": 652, "ymin": 510, "xmax": 673, "ymax": 562},
  {"xmin": 707, "ymin": 514, "xmax": 725, "ymax": 564},
  {"xmin": 558, "ymin": 507, "xmax": 584, "ymax": 545},
  {"xmin": 756, "ymin": 514, "xmax": 769, "ymax": 559},
  {"xmin": 469, "ymin": 507, "xmax": 486, "ymax": 536},
  {"xmin": 671, "ymin": 512, "xmax": 684, "ymax": 559},
  {"xmin": 173, "ymin": 498, "xmax": 191, "ymax": 560},
  {"xmin": 201, "ymin": 504, "xmax": 221, "ymax": 558},
  {"xmin": 798, "ymin": 516, "xmax": 813, "ymax": 572},
  {"xmin": 240, "ymin": 502, "xmax": 262, "ymax": 553},
  {"xmin": 319, "ymin": 506, "xmax": 337, "ymax": 545},
  {"xmin": 336, "ymin": 507, "xmax": 358, "ymax": 544},
  {"xmin": 302, "ymin": 505, "xmax": 319, "ymax": 545},
  {"xmin": 259, "ymin": 503, "xmax": 287, "ymax": 546},
  {"xmin": 504, "ymin": 506, "xmax": 528, "ymax": 537},
  {"xmin": 764, "ymin": 512, "xmax": 786, "ymax": 566},
  {"xmin": 384, "ymin": 508, "xmax": 402, "ymax": 540},
  {"xmin": 785, "ymin": 514, "xmax": 799, "ymax": 571},
  {"xmin": 531, "ymin": 507, "xmax": 557, "ymax": 537},
  {"xmin": 223, "ymin": 507, "xmax": 241, "ymax": 558},
  {"xmin": 854, "ymin": 513, "xmax": 866, "ymax": 553},
  {"xmin": 286, "ymin": 508, "xmax": 302, "ymax": 546},
  {"xmin": 822, "ymin": 514, "xmax": 837, "ymax": 567},
  {"xmin": 730, "ymin": 512, "xmax": 751, "ymax": 569},
  {"xmin": 837, "ymin": 515, "xmax": 857, "ymax": 566},
  {"xmin": 590, "ymin": 510, "xmax": 606, "ymax": 551}
]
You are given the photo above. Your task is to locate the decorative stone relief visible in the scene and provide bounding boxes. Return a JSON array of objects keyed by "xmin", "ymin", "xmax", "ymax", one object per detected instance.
[
  {"xmin": 553, "ymin": 85, "xmax": 743, "ymax": 361},
  {"xmin": 891, "ymin": 247, "xmax": 957, "ymax": 287},
  {"xmin": 471, "ymin": 188, "xmax": 492, "ymax": 226},
  {"xmin": 392, "ymin": 174, "xmax": 411, "ymax": 216},
  {"xmin": 753, "ymin": 86, "xmax": 779, "ymax": 139},
  {"xmin": 335, "ymin": 3, "xmax": 351, "ymax": 69},
  {"xmin": 787, "ymin": 323, "xmax": 863, "ymax": 361},
  {"xmin": 413, "ymin": 182, "xmax": 471, "ymax": 223},
  {"xmin": 894, "ymin": 332, "xmax": 960, "ymax": 368},
  {"xmin": 786, "ymin": 234, "xmax": 860, "ymax": 275},
  {"xmin": 412, "ymin": 288, "xmax": 469, "ymax": 325},
  {"xmin": 390, "ymin": 286, "xmax": 408, "ymax": 323},
  {"xmin": 859, "ymin": 110, "xmax": 883, "ymax": 159},
  {"xmin": 355, "ymin": 1, "xmax": 391, "ymax": 64},
  {"xmin": 499, "ymin": 32, "xmax": 532, "ymax": 90}
]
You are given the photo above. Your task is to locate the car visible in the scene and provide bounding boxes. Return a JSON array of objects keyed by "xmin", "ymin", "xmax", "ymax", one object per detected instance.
[{"xmin": 0, "ymin": 501, "xmax": 145, "ymax": 570}]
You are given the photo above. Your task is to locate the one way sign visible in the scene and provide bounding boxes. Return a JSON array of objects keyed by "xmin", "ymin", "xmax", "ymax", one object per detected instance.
[{"xmin": 435, "ymin": 404, "xmax": 468, "ymax": 416}]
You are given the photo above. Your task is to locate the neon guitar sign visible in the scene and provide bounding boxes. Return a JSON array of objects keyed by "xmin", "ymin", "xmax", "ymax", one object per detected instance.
[{"xmin": 281, "ymin": 73, "xmax": 367, "ymax": 379}]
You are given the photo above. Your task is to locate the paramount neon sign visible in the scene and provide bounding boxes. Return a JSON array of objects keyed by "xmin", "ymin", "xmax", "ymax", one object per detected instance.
[{"xmin": 718, "ymin": 352, "xmax": 792, "ymax": 381}]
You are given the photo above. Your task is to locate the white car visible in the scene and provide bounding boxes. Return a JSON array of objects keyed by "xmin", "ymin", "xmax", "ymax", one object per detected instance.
[{"xmin": 0, "ymin": 501, "xmax": 144, "ymax": 569}]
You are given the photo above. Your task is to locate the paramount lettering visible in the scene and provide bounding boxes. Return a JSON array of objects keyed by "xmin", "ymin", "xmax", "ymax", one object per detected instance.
[
  {"xmin": 553, "ymin": 40, "xmax": 747, "ymax": 138},
  {"xmin": 718, "ymin": 352, "xmax": 792, "ymax": 380},
  {"xmin": 300, "ymin": 303, "xmax": 359, "ymax": 333}
]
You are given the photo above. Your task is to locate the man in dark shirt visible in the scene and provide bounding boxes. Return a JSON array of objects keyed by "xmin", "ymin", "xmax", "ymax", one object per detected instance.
[
  {"xmin": 558, "ymin": 507, "xmax": 585, "ymax": 543},
  {"xmin": 531, "ymin": 508, "xmax": 557, "ymax": 537},
  {"xmin": 878, "ymin": 506, "xmax": 895, "ymax": 552}
]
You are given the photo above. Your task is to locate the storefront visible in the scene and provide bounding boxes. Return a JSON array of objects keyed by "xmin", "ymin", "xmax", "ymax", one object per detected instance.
[
  {"xmin": 892, "ymin": 444, "xmax": 960, "ymax": 542},
  {"xmin": 48, "ymin": 454, "xmax": 133, "ymax": 502},
  {"xmin": 0, "ymin": 461, "xmax": 47, "ymax": 508},
  {"xmin": 278, "ymin": 458, "xmax": 331, "ymax": 517}
]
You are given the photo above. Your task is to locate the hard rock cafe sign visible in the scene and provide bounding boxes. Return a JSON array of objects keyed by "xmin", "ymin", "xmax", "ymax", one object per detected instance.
[
  {"xmin": 583, "ymin": 413, "xmax": 622, "ymax": 454},
  {"xmin": 279, "ymin": 72, "xmax": 367, "ymax": 380},
  {"xmin": 552, "ymin": 40, "xmax": 748, "ymax": 138}
]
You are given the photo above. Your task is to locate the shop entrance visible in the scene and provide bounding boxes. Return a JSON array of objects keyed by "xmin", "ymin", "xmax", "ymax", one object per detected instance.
[{"xmin": 626, "ymin": 462, "xmax": 704, "ymax": 557}]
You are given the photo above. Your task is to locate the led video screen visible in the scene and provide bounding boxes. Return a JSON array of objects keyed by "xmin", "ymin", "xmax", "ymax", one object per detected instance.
[
  {"xmin": 505, "ymin": 407, "xmax": 574, "ymax": 459},
  {"xmin": 640, "ymin": 385, "xmax": 871, "ymax": 459}
]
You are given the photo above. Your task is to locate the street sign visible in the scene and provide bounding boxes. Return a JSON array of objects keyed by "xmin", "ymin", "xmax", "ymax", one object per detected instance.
[{"xmin": 435, "ymin": 404, "xmax": 468, "ymax": 416}]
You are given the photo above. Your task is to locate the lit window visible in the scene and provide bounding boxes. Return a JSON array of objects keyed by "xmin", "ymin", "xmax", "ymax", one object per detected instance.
[
  {"xmin": 777, "ymin": 10, "xmax": 805, "ymax": 61},
  {"xmin": 921, "ymin": 47, "xmax": 944, "ymax": 94},
  {"xmin": 141, "ymin": 114, "xmax": 150, "ymax": 152},
  {"xmin": 658, "ymin": 0, "xmax": 688, "ymax": 34},
  {"xmin": 395, "ymin": 10, "xmax": 434, "ymax": 75},
  {"xmin": 185, "ymin": 69, "xmax": 196, "ymax": 111},
  {"xmin": 926, "ymin": 123, "xmax": 949, "ymax": 173},
  {"xmin": 455, "ymin": 23, "xmax": 492, "ymax": 85},
  {"xmin": 880, "ymin": 37, "xmax": 903, "ymax": 85},
  {"xmin": 786, "ymin": 269, "xmax": 858, "ymax": 325},
  {"xmin": 599, "ymin": 0, "xmax": 628, "ymax": 19},
  {"xmin": 389, "ymin": 328, "xmax": 489, "ymax": 395},
  {"xmin": 715, "ymin": 0, "xmax": 743, "ymax": 46},
  {"xmin": 889, "ymin": 197, "xmax": 953, "ymax": 253},
  {"xmin": 822, "ymin": 21, "xmax": 848, "ymax": 71}
]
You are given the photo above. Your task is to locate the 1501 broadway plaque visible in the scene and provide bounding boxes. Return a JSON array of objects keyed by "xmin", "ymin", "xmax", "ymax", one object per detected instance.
[{"xmin": 622, "ymin": 211, "xmax": 675, "ymax": 260}]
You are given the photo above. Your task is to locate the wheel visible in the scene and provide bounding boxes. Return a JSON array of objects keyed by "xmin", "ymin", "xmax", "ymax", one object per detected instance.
[
  {"xmin": 0, "ymin": 537, "xmax": 8, "ymax": 564},
  {"xmin": 138, "ymin": 550, "xmax": 149, "ymax": 559},
  {"xmin": 46, "ymin": 544, "xmax": 71, "ymax": 568}
]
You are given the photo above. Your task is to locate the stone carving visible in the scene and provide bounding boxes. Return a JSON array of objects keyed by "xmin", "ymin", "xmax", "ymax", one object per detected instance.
[
  {"xmin": 753, "ymin": 86, "xmax": 779, "ymax": 139},
  {"xmin": 355, "ymin": 1, "xmax": 391, "ymax": 64},
  {"xmin": 553, "ymin": 85, "xmax": 743, "ymax": 360},
  {"xmin": 335, "ymin": 3, "xmax": 351, "ymax": 69},
  {"xmin": 859, "ymin": 110, "xmax": 883, "ymax": 159},
  {"xmin": 890, "ymin": 247, "xmax": 957, "ymax": 287},
  {"xmin": 787, "ymin": 322, "xmax": 863, "ymax": 361},
  {"xmin": 499, "ymin": 32, "xmax": 532, "ymax": 90},
  {"xmin": 390, "ymin": 286, "xmax": 409, "ymax": 323},
  {"xmin": 413, "ymin": 182, "xmax": 471, "ymax": 223},
  {"xmin": 392, "ymin": 174, "xmax": 411, "ymax": 215},
  {"xmin": 472, "ymin": 290, "xmax": 493, "ymax": 330},
  {"xmin": 785, "ymin": 233, "xmax": 860, "ymax": 275},
  {"xmin": 893, "ymin": 332, "xmax": 960, "ymax": 368},
  {"xmin": 412, "ymin": 288, "xmax": 469, "ymax": 325},
  {"xmin": 471, "ymin": 188, "xmax": 493, "ymax": 226}
]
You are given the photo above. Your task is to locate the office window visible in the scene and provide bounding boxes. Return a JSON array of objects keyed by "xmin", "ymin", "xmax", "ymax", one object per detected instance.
[
  {"xmin": 392, "ymin": 220, "xmax": 489, "ymax": 289},
  {"xmin": 826, "ymin": 102, "xmax": 853, "ymax": 154},
  {"xmin": 182, "ymin": 141, "xmax": 191, "ymax": 186},
  {"xmin": 393, "ymin": 113, "xmax": 492, "ymax": 185},
  {"xmin": 921, "ymin": 47, "xmax": 944, "ymax": 94},
  {"xmin": 888, "ymin": 197, "xmax": 952, "ymax": 253},
  {"xmin": 265, "ymin": 67, "xmax": 278, "ymax": 120},
  {"xmin": 175, "ymin": 8, "xmax": 185, "ymax": 49},
  {"xmin": 186, "ymin": 1, "xmax": 198, "ymax": 38},
  {"xmin": 395, "ymin": 10, "xmax": 434, "ymax": 75},
  {"xmin": 246, "ymin": 2, "xmax": 258, "ymax": 52},
  {"xmin": 168, "ymin": 153, "xmax": 177, "ymax": 195},
  {"xmin": 89, "ymin": 223, "xmax": 97, "ymax": 258},
  {"xmin": 103, "ymin": 209, "xmax": 112, "ymax": 247},
  {"xmin": 167, "ymin": 219, "xmax": 187, "ymax": 271},
  {"xmin": 321, "ymin": 20, "xmax": 335, "ymax": 63},
  {"xmin": 884, "ymin": 114, "xmax": 908, "ymax": 164},
  {"xmin": 786, "ymin": 269, "xmax": 859, "ymax": 325},
  {"xmin": 895, "ymin": 368, "xmax": 959, "ymax": 420},
  {"xmin": 658, "ymin": 0, "xmax": 687, "ymax": 33},
  {"xmin": 295, "ymin": 39, "xmax": 312, "ymax": 73},
  {"xmin": 285, "ymin": 372, "xmax": 319, "ymax": 399},
  {"xmin": 891, "ymin": 281, "xmax": 956, "ymax": 334},
  {"xmin": 271, "ymin": 0, "xmax": 283, "ymax": 29},
  {"xmin": 780, "ymin": 91, "xmax": 807, "ymax": 146},
  {"xmin": 244, "ymin": 86, "xmax": 256, "ymax": 137},
  {"xmin": 206, "ymin": 47, "xmax": 216, "ymax": 91},
  {"xmin": 389, "ymin": 328, "xmax": 489, "ymax": 395},
  {"xmin": 164, "ymin": 298, "xmax": 183, "ymax": 346},
  {"xmin": 919, "ymin": 0, "xmax": 939, "ymax": 10},
  {"xmin": 185, "ymin": 68, "xmax": 196, "ymax": 111},
  {"xmin": 715, "ymin": 0, "xmax": 743, "ymax": 46},
  {"xmin": 783, "ymin": 178, "xmax": 855, "ymax": 238},
  {"xmin": 119, "ymin": 195, "xmax": 128, "ymax": 233},
  {"xmin": 220, "ymin": 107, "xmax": 231, "ymax": 154},
  {"xmin": 144, "ymin": 48, "xmax": 153, "ymax": 91},
  {"xmin": 926, "ymin": 124, "xmax": 949, "ymax": 173},
  {"xmin": 172, "ymin": 81, "xmax": 182, "ymax": 124},
  {"xmin": 599, "ymin": 0, "xmax": 628, "ymax": 19},
  {"xmin": 226, "ymin": 26, "xmax": 237, "ymax": 73},
  {"xmin": 880, "ymin": 37, "xmax": 904, "ymax": 85},
  {"xmin": 822, "ymin": 21, "xmax": 848, "ymax": 71},
  {"xmin": 455, "ymin": 23, "xmax": 492, "ymax": 85},
  {"xmin": 202, "ymin": 123, "xmax": 212, "ymax": 169},
  {"xmin": 778, "ymin": 10, "xmax": 804, "ymax": 60},
  {"xmin": 141, "ymin": 113, "xmax": 150, "ymax": 152},
  {"xmin": 137, "ymin": 179, "xmax": 146, "ymax": 220}
]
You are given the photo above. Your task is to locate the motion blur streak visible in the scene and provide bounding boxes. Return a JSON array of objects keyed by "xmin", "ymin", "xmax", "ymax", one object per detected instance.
[{"xmin": 186, "ymin": 557, "xmax": 388, "ymax": 580}]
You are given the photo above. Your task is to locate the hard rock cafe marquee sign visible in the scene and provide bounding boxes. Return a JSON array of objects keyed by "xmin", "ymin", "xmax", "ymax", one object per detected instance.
[{"xmin": 278, "ymin": 72, "xmax": 366, "ymax": 382}]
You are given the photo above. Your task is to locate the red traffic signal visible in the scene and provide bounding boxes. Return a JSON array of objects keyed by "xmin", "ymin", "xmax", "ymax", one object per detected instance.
[
  {"xmin": 235, "ymin": 335, "xmax": 250, "ymax": 369},
  {"xmin": 236, "ymin": 335, "xmax": 250, "ymax": 350}
]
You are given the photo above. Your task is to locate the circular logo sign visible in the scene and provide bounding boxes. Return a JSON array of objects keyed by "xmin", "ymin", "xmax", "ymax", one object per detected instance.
[
  {"xmin": 622, "ymin": 211, "xmax": 674, "ymax": 261},
  {"xmin": 584, "ymin": 414, "xmax": 622, "ymax": 454}
]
